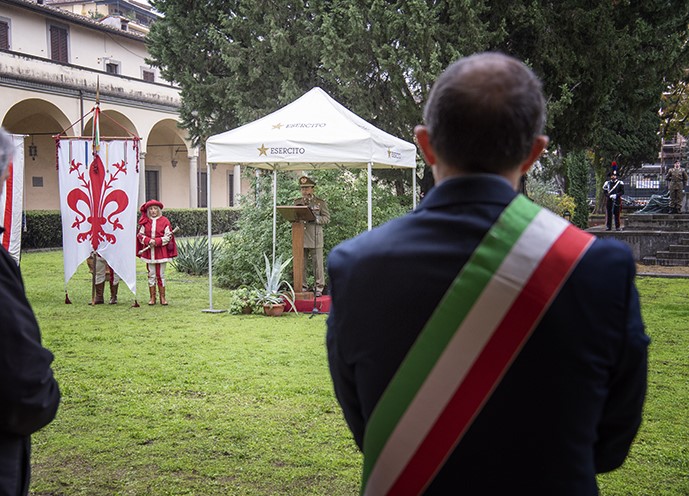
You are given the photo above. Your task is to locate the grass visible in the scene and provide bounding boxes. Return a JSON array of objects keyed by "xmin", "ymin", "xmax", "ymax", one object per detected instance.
[
  {"xmin": 597, "ymin": 277, "xmax": 689, "ymax": 495},
  {"xmin": 24, "ymin": 250, "xmax": 360, "ymax": 495},
  {"xmin": 18, "ymin": 251, "xmax": 689, "ymax": 495}
]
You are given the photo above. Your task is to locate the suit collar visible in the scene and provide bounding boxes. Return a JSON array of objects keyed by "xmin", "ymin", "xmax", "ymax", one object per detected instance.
[{"xmin": 419, "ymin": 174, "xmax": 519, "ymax": 210}]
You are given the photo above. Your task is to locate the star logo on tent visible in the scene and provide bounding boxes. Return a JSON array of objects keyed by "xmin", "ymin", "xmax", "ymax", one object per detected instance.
[
  {"xmin": 272, "ymin": 123, "xmax": 283, "ymax": 129},
  {"xmin": 257, "ymin": 144, "xmax": 268, "ymax": 156},
  {"xmin": 387, "ymin": 148, "xmax": 402, "ymax": 159}
]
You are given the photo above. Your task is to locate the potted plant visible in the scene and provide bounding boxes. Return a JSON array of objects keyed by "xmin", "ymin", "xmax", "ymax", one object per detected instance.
[
  {"xmin": 254, "ymin": 254, "xmax": 296, "ymax": 316},
  {"xmin": 228, "ymin": 286, "xmax": 261, "ymax": 315}
]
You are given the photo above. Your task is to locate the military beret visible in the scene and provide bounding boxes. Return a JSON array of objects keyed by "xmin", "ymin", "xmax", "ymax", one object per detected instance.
[{"xmin": 299, "ymin": 176, "xmax": 316, "ymax": 187}]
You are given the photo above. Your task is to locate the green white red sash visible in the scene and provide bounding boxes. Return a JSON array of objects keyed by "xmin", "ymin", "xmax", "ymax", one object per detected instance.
[{"xmin": 361, "ymin": 195, "xmax": 594, "ymax": 496}]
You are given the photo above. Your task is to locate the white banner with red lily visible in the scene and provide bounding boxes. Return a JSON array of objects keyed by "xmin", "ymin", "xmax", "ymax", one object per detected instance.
[
  {"xmin": 58, "ymin": 139, "xmax": 140, "ymax": 293},
  {"xmin": 0, "ymin": 135, "xmax": 25, "ymax": 264}
]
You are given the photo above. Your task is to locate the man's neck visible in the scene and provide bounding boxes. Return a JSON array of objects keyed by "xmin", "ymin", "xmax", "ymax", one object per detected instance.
[{"xmin": 433, "ymin": 164, "xmax": 521, "ymax": 191}]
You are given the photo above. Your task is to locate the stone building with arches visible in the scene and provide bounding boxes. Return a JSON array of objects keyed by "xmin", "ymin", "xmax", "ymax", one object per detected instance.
[{"xmin": 0, "ymin": 0, "xmax": 246, "ymax": 211}]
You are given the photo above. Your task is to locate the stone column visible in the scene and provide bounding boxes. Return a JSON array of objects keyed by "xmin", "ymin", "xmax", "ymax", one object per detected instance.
[
  {"xmin": 189, "ymin": 146, "xmax": 199, "ymax": 208},
  {"xmin": 138, "ymin": 151, "xmax": 146, "ymax": 205},
  {"xmin": 233, "ymin": 164, "xmax": 241, "ymax": 206}
]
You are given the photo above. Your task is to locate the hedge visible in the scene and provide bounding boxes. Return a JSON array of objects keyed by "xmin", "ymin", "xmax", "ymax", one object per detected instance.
[{"xmin": 21, "ymin": 208, "xmax": 240, "ymax": 250}]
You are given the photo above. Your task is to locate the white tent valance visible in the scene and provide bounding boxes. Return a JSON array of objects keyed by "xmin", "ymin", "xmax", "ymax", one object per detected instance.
[{"xmin": 206, "ymin": 87, "xmax": 417, "ymax": 170}]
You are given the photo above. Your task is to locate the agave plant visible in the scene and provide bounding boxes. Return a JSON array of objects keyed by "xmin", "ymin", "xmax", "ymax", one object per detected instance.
[
  {"xmin": 253, "ymin": 254, "xmax": 296, "ymax": 309},
  {"xmin": 171, "ymin": 236, "xmax": 222, "ymax": 276}
]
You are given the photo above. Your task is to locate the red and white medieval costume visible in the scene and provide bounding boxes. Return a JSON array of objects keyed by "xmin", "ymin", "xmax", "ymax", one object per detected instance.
[{"xmin": 136, "ymin": 200, "xmax": 177, "ymax": 304}]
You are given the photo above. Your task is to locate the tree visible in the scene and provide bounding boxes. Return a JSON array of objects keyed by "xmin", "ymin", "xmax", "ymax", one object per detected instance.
[
  {"xmin": 565, "ymin": 151, "xmax": 590, "ymax": 229},
  {"xmin": 147, "ymin": 1, "xmax": 323, "ymax": 145},
  {"xmin": 660, "ymin": 82, "xmax": 689, "ymax": 141},
  {"xmin": 148, "ymin": 0, "xmax": 689, "ymax": 196}
]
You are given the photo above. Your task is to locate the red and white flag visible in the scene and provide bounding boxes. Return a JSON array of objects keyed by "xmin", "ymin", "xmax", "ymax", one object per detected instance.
[
  {"xmin": 0, "ymin": 135, "xmax": 25, "ymax": 264},
  {"xmin": 57, "ymin": 138, "xmax": 139, "ymax": 293}
]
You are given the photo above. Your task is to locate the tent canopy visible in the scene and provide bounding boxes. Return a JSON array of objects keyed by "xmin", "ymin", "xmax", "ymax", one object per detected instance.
[
  {"xmin": 201, "ymin": 87, "xmax": 417, "ymax": 312},
  {"xmin": 206, "ymin": 87, "xmax": 417, "ymax": 170}
]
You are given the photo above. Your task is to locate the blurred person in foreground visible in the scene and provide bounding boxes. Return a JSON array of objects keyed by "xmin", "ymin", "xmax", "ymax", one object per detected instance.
[
  {"xmin": 326, "ymin": 52, "xmax": 648, "ymax": 495},
  {"xmin": 0, "ymin": 127, "xmax": 60, "ymax": 496}
]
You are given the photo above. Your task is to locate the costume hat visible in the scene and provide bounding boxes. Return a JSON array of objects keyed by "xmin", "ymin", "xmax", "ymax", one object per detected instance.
[
  {"xmin": 140, "ymin": 199, "xmax": 164, "ymax": 213},
  {"xmin": 611, "ymin": 161, "xmax": 618, "ymax": 176}
]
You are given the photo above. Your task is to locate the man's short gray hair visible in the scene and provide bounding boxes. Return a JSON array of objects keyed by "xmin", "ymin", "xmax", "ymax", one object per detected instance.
[
  {"xmin": 0, "ymin": 128, "xmax": 14, "ymax": 176},
  {"xmin": 423, "ymin": 52, "xmax": 546, "ymax": 174}
]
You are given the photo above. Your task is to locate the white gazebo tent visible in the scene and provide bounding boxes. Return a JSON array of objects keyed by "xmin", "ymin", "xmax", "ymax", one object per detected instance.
[{"xmin": 204, "ymin": 87, "xmax": 417, "ymax": 310}]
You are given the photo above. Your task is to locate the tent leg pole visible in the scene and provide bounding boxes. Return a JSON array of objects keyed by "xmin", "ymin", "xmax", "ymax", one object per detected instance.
[
  {"xmin": 367, "ymin": 162, "xmax": 373, "ymax": 231},
  {"xmin": 203, "ymin": 163, "xmax": 226, "ymax": 313},
  {"xmin": 412, "ymin": 167, "xmax": 417, "ymax": 210},
  {"xmin": 273, "ymin": 169, "xmax": 277, "ymax": 265}
]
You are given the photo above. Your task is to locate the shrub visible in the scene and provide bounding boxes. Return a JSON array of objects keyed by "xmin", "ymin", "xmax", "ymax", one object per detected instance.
[
  {"xmin": 215, "ymin": 169, "xmax": 411, "ymax": 290},
  {"xmin": 227, "ymin": 287, "xmax": 261, "ymax": 315},
  {"xmin": 164, "ymin": 208, "xmax": 240, "ymax": 236},
  {"xmin": 526, "ymin": 176, "xmax": 576, "ymax": 217},
  {"xmin": 22, "ymin": 208, "xmax": 239, "ymax": 250},
  {"xmin": 565, "ymin": 151, "xmax": 591, "ymax": 229},
  {"xmin": 171, "ymin": 236, "xmax": 222, "ymax": 276},
  {"xmin": 23, "ymin": 210, "xmax": 63, "ymax": 249}
]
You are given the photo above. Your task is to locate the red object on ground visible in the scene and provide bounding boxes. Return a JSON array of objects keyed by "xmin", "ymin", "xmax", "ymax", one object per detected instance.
[{"xmin": 284, "ymin": 295, "xmax": 331, "ymax": 314}]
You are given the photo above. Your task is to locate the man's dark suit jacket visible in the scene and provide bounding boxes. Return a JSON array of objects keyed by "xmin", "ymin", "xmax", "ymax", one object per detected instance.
[
  {"xmin": 0, "ymin": 231, "xmax": 60, "ymax": 496},
  {"xmin": 326, "ymin": 175, "xmax": 648, "ymax": 495}
]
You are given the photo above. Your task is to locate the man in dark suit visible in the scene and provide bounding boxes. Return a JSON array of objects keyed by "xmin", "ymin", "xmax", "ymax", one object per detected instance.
[
  {"xmin": 0, "ymin": 128, "xmax": 60, "ymax": 496},
  {"xmin": 326, "ymin": 53, "xmax": 648, "ymax": 495}
]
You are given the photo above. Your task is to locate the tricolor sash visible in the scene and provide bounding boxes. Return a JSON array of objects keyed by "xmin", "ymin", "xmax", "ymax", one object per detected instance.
[{"xmin": 361, "ymin": 195, "xmax": 594, "ymax": 496}]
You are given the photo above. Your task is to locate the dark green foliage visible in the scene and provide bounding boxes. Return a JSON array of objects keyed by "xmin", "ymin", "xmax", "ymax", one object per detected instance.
[
  {"xmin": 171, "ymin": 236, "xmax": 223, "ymax": 276},
  {"xmin": 226, "ymin": 286, "xmax": 261, "ymax": 315},
  {"xmin": 148, "ymin": 1, "xmax": 689, "ymax": 195},
  {"xmin": 162, "ymin": 208, "xmax": 240, "ymax": 237},
  {"xmin": 215, "ymin": 172, "xmax": 295, "ymax": 290},
  {"xmin": 21, "ymin": 209, "xmax": 239, "ymax": 250},
  {"xmin": 22, "ymin": 210, "xmax": 63, "ymax": 250},
  {"xmin": 215, "ymin": 169, "xmax": 409, "ymax": 289},
  {"xmin": 565, "ymin": 151, "xmax": 591, "ymax": 229}
]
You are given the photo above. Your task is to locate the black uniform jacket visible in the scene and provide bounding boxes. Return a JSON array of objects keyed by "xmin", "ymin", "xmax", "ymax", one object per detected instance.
[
  {"xmin": 0, "ymin": 230, "xmax": 60, "ymax": 496},
  {"xmin": 326, "ymin": 175, "xmax": 648, "ymax": 495}
]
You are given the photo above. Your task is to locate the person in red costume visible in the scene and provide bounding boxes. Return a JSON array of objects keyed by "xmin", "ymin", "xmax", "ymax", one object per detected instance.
[{"xmin": 136, "ymin": 200, "xmax": 177, "ymax": 305}]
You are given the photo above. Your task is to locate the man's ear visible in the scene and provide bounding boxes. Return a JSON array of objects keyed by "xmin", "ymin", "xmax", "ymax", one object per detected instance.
[
  {"xmin": 414, "ymin": 125, "xmax": 436, "ymax": 166},
  {"xmin": 519, "ymin": 135, "xmax": 549, "ymax": 175}
]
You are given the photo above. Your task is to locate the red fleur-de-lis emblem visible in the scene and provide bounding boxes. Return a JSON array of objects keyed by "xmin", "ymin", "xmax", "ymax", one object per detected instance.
[{"xmin": 66, "ymin": 156, "xmax": 129, "ymax": 250}]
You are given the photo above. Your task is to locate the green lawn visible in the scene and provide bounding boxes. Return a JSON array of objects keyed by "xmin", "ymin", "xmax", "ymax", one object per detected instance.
[{"xmin": 18, "ymin": 250, "xmax": 688, "ymax": 495}]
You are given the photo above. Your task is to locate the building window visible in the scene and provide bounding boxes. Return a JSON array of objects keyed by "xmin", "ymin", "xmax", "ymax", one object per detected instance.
[
  {"xmin": 228, "ymin": 173, "xmax": 234, "ymax": 206},
  {"xmin": 142, "ymin": 70, "xmax": 155, "ymax": 82},
  {"xmin": 32, "ymin": 176, "xmax": 44, "ymax": 188},
  {"xmin": 49, "ymin": 24, "xmax": 68, "ymax": 63},
  {"xmin": 0, "ymin": 19, "xmax": 10, "ymax": 50},
  {"xmin": 145, "ymin": 169, "xmax": 160, "ymax": 201},
  {"xmin": 105, "ymin": 61, "xmax": 120, "ymax": 75}
]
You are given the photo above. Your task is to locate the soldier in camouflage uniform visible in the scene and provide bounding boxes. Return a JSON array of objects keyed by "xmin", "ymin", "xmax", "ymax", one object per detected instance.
[
  {"xmin": 666, "ymin": 161, "xmax": 688, "ymax": 214},
  {"xmin": 294, "ymin": 176, "xmax": 330, "ymax": 296}
]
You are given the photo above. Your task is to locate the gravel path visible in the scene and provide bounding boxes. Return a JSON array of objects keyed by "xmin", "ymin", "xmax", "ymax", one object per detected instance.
[{"xmin": 636, "ymin": 264, "xmax": 689, "ymax": 278}]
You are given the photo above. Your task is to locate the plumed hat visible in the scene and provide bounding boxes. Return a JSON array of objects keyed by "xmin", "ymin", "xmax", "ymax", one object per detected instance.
[
  {"xmin": 299, "ymin": 176, "xmax": 316, "ymax": 187},
  {"xmin": 611, "ymin": 161, "xmax": 618, "ymax": 175}
]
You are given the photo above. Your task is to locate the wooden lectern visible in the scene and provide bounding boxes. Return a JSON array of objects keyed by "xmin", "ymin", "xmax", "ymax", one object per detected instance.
[{"xmin": 277, "ymin": 206, "xmax": 316, "ymax": 299}]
